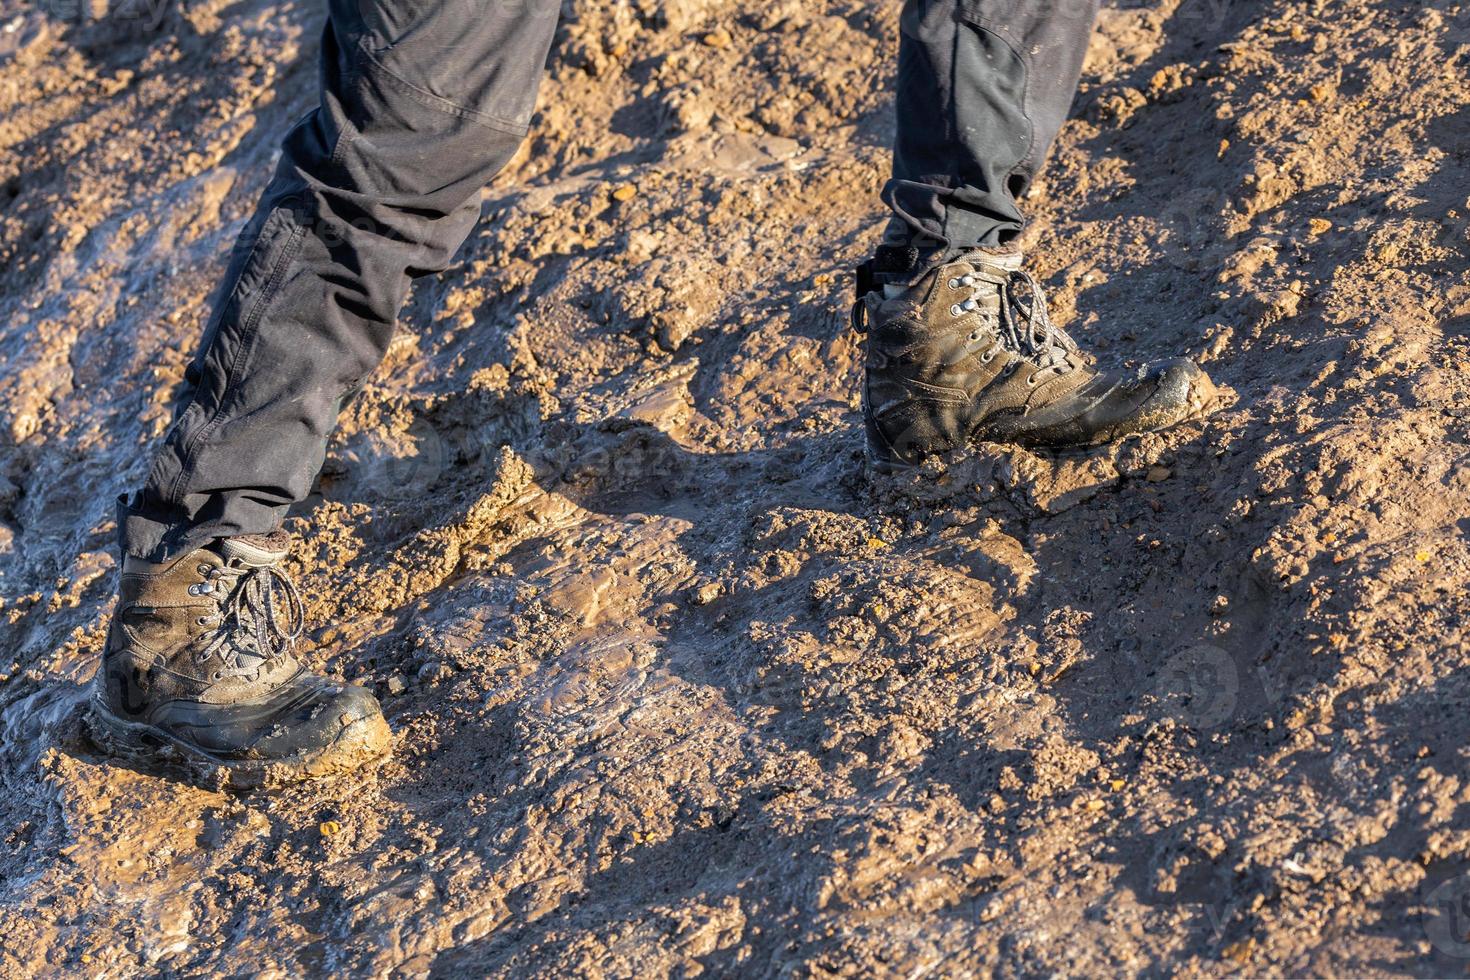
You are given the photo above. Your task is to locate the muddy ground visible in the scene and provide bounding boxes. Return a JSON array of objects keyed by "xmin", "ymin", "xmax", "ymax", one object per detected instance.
[{"xmin": 1, "ymin": 0, "xmax": 1469, "ymax": 975}]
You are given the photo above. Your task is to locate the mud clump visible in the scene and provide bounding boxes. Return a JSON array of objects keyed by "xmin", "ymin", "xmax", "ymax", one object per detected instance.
[{"xmin": 3, "ymin": 0, "xmax": 1470, "ymax": 976}]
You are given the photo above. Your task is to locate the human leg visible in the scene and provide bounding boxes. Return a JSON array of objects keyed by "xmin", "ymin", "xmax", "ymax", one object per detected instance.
[
  {"xmin": 883, "ymin": 0, "xmax": 1100, "ymax": 250},
  {"xmin": 121, "ymin": 0, "xmax": 562, "ymax": 561},
  {"xmin": 96, "ymin": 0, "xmax": 562, "ymax": 782}
]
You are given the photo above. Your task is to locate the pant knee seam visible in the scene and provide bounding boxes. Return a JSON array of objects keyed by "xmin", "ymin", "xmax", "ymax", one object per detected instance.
[
  {"xmin": 353, "ymin": 39, "xmax": 533, "ymax": 138},
  {"xmin": 164, "ymin": 209, "xmax": 309, "ymax": 506}
]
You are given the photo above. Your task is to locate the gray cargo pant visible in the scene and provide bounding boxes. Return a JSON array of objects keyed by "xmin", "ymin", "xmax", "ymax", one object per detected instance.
[{"xmin": 120, "ymin": 0, "xmax": 1100, "ymax": 560}]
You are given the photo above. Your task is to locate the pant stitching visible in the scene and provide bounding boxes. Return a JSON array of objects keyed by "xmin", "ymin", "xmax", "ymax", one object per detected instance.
[
  {"xmin": 354, "ymin": 37, "xmax": 533, "ymax": 137},
  {"xmin": 973, "ymin": 20, "xmax": 1038, "ymax": 187},
  {"xmin": 941, "ymin": 7, "xmax": 963, "ymax": 247},
  {"xmin": 159, "ymin": 86, "xmax": 363, "ymax": 514},
  {"xmin": 164, "ymin": 213, "xmax": 309, "ymax": 507},
  {"xmin": 950, "ymin": 16, "xmax": 1037, "ymax": 245}
]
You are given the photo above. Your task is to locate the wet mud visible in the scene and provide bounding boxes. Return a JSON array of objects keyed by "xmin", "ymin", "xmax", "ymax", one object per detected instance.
[{"xmin": 2, "ymin": 0, "xmax": 1470, "ymax": 975}]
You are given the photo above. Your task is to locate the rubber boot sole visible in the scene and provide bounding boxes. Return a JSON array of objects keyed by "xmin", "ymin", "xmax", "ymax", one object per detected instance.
[{"xmin": 85, "ymin": 696, "xmax": 392, "ymax": 791}]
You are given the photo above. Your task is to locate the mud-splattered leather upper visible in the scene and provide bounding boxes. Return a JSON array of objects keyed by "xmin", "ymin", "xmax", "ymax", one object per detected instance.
[{"xmin": 858, "ymin": 246, "xmax": 1214, "ymax": 464}]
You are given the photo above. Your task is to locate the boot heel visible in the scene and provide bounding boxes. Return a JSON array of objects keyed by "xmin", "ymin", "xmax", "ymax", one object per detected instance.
[{"xmin": 85, "ymin": 699, "xmax": 162, "ymax": 763}]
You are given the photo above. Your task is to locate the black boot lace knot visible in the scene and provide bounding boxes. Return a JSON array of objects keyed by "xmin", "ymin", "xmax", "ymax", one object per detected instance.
[
  {"xmin": 195, "ymin": 561, "xmax": 305, "ymax": 668},
  {"xmin": 1005, "ymin": 270, "xmax": 1078, "ymax": 379}
]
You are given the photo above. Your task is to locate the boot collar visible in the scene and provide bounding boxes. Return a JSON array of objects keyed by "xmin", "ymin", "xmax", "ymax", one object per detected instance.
[
  {"xmin": 219, "ymin": 531, "xmax": 291, "ymax": 568},
  {"xmin": 870, "ymin": 244, "xmax": 1025, "ymax": 289},
  {"xmin": 122, "ymin": 531, "xmax": 291, "ymax": 577}
]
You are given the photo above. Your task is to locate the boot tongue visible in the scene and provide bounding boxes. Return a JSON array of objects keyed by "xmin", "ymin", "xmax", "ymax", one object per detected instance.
[
  {"xmin": 210, "ymin": 532, "xmax": 305, "ymax": 663},
  {"xmin": 218, "ymin": 531, "xmax": 291, "ymax": 568}
]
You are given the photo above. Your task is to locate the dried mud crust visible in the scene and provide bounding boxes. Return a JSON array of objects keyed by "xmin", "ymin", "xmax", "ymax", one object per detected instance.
[{"xmin": 2, "ymin": 0, "xmax": 1470, "ymax": 977}]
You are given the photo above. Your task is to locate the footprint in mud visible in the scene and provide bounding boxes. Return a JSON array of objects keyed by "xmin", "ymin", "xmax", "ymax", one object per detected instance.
[{"xmin": 521, "ymin": 631, "xmax": 656, "ymax": 737}]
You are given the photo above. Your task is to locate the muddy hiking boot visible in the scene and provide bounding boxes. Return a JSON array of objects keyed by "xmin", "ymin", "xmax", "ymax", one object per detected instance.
[
  {"xmin": 853, "ymin": 245, "xmax": 1218, "ymax": 468},
  {"xmin": 88, "ymin": 531, "xmax": 390, "ymax": 788}
]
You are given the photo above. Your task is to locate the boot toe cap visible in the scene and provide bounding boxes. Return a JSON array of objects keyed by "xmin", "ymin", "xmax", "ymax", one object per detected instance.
[
  {"xmin": 1137, "ymin": 357, "xmax": 1218, "ymax": 424},
  {"xmin": 1149, "ymin": 357, "xmax": 1215, "ymax": 406},
  {"xmin": 249, "ymin": 681, "xmax": 391, "ymax": 766}
]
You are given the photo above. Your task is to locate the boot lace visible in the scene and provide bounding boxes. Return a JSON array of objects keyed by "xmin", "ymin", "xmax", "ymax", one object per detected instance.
[
  {"xmin": 195, "ymin": 561, "xmax": 305, "ymax": 668},
  {"xmin": 999, "ymin": 270, "xmax": 1081, "ymax": 384},
  {"xmin": 955, "ymin": 264, "xmax": 1080, "ymax": 383}
]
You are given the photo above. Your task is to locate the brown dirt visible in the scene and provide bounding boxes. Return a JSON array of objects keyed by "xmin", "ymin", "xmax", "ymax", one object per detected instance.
[{"xmin": 2, "ymin": 0, "xmax": 1470, "ymax": 975}]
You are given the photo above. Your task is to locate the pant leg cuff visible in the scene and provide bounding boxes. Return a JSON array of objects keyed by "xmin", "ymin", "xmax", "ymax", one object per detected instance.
[{"xmin": 116, "ymin": 494, "xmax": 218, "ymax": 563}]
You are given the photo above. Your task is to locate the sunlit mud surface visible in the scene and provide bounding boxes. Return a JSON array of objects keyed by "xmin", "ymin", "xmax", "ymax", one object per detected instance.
[{"xmin": 2, "ymin": 0, "xmax": 1470, "ymax": 974}]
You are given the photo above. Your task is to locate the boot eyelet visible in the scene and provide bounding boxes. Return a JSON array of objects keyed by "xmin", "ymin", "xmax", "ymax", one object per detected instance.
[
  {"xmin": 948, "ymin": 278, "xmax": 961, "ymax": 289},
  {"xmin": 197, "ymin": 564, "xmax": 211, "ymax": 576},
  {"xmin": 949, "ymin": 304, "xmax": 963, "ymax": 317},
  {"xmin": 212, "ymin": 671, "xmax": 223, "ymax": 682},
  {"xmin": 196, "ymin": 617, "xmax": 209, "ymax": 626},
  {"xmin": 981, "ymin": 351, "xmax": 994, "ymax": 363},
  {"xmin": 1026, "ymin": 374, "xmax": 1039, "ymax": 386}
]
